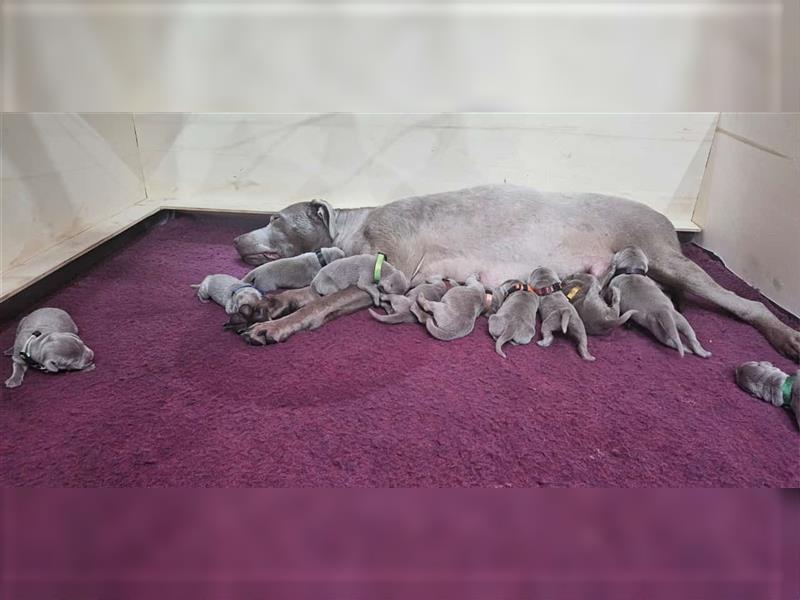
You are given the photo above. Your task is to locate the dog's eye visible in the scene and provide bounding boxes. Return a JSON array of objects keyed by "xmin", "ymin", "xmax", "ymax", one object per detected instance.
[{"xmin": 270, "ymin": 214, "xmax": 281, "ymax": 224}]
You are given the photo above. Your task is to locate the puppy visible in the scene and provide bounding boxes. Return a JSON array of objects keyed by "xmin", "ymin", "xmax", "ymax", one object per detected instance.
[
  {"xmin": 5, "ymin": 307, "xmax": 95, "ymax": 389},
  {"xmin": 562, "ymin": 272, "xmax": 636, "ymax": 335},
  {"xmin": 607, "ymin": 246, "xmax": 710, "ymax": 357},
  {"xmin": 736, "ymin": 361, "xmax": 799, "ymax": 429},
  {"xmin": 368, "ymin": 276, "xmax": 448, "ymax": 324},
  {"xmin": 416, "ymin": 274, "xmax": 491, "ymax": 341},
  {"xmin": 191, "ymin": 274, "xmax": 263, "ymax": 316},
  {"xmin": 487, "ymin": 279, "xmax": 539, "ymax": 358},
  {"xmin": 243, "ymin": 247, "xmax": 345, "ymax": 293},
  {"xmin": 311, "ymin": 253, "xmax": 409, "ymax": 307},
  {"xmin": 530, "ymin": 267, "xmax": 595, "ymax": 361}
]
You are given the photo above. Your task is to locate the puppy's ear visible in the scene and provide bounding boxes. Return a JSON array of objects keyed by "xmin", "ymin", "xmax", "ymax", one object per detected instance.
[
  {"xmin": 3, "ymin": 346, "xmax": 13, "ymax": 356},
  {"xmin": 309, "ymin": 199, "xmax": 336, "ymax": 239},
  {"xmin": 239, "ymin": 304, "xmax": 253, "ymax": 319},
  {"xmin": 223, "ymin": 313, "xmax": 248, "ymax": 331}
]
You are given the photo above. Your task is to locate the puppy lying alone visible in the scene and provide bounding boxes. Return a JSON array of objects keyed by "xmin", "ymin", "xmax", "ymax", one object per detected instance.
[
  {"xmin": 561, "ymin": 272, "xmax": 636, "ymax": 336},
  {"xmin": 488, "ymin": 279, "xmax": 539, "ymax": 358},
  {"xmin": 243, "ymin": 247, "xmax": 345, "ymax": 292},
  {"xmin": 736, "ymin": 361, "xmax": 799, "ymax": 430},
  {"xmin": 5, "ymin": 307, "xmax": 95, "ymax": 389},
  {"xmin": 530, "ymin": 267, "xmax": 595, "ymax": 361},
  {"xmin": 607, "ymin": 246, "xmax": 710, "ymax": 358},
  {"xmin": 311, "ymin": 253, "xmax": 409, "ymax": 306},
  {"xmin": 369, "ymin": 276, "xmax": 448, "ymax": 325},
  {"xmin": 417, "ymin": 274, "xmax": 490, "ymax": 341},
  {"xmin": 191, "ymin": 274, "xmax": 263, "ymax": 317}
]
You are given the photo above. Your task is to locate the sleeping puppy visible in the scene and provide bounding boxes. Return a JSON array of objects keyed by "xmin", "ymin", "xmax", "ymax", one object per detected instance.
[
  {"xmin": 5, "ymin": 307, "xmax": 95, "ymax": 389},
  {"xmin": 416, "ymin": 274, "xmax": 491, "ymax": 341},
  {"xmin": 607, "ymin": 246, "xmax": 711, "ymax": 358},
  {"xmin": 191, "ymin": 274, "xmax": 263, "ymax": 317},
  {"xmin": 369, "ymin": 276, "xmax": 448, "ymax": 324},
  {"xmin": 736, "ymin": 361, "xmax": 799, "ymax": 430},
  {"xmin": 530, "ymin": 267, "xmax": 595, "ymax": 361},
  {"xmin": 311, "ymin": 253, "xmax": 409, "ymax": 307},
  {"xmin": 562, "ymin": 272, "xmax": 636, "ymax": 335},
  {"xmin": 487, "ymin": 279, "xmax": 539, "ymax": 358},
  {"xmin": 243, "ymin": 247, "xmax": 345, "ymax": 293}
]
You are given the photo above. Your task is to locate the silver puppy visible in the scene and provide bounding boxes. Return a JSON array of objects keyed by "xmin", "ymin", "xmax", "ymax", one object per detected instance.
[
  {"xmin": 607, "ymin": 246, "xmax": 710, "ymax": 357},
  {"xmin": 5, "ymin": 307, "xmax": 95, "ymax": 389},
  {"xmin": 530, "ymin": 267, "xmax": 595, "ymax": 361},
  {"xmin": 488, "ymin": 279, "xmax": 540, "ymax": 358},
  {"xmin": 416, "ymin": 274, "xmax": 490, "ymax": 341},
  {"xmin": 191, "ymin": 274, "xmax": 263, "ymax": 316},
  {"xmin": 369, "ymin": 276, "xmax": 448, "ymax": 325},
  {"xmin": 562, "ymin": 272, "xmax": 636, "ymax": 336},
  {"xmin": 311, "ymin": 253, "xmax": 409, "ymax": 307},
  {"xmin": 243, "ymin": 247, "xmax": 345, "ymax": 293},
  {"xmin": 736, "ymin": 361, "xmax": 799, "ymax": 429}
]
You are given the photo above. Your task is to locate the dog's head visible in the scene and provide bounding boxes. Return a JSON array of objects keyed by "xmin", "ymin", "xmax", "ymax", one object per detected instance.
[
  {"xmin": 378, "ymin": 266, "xmax": 410, "ymax": 296},
  {"xmin": 528, "ymin": 266, "xmax": 560, "ymax": 289},
  {"xmin": 735, "ymin": 360, "xmax": 787, "ymax": 407},
  {"xmin": 612, "ymin": 246, "xmax": 649, "ymax": 273},
  {"xmin": 37, "ymin": 332, "xmax": 95, "ymax": 372},
  {"xmin": 233, "ymin": 200, "xmax": 336, "ymax": 265}
]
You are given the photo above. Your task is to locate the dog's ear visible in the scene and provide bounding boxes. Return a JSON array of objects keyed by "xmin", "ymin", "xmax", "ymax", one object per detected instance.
[
  {"xmin": 223, "ymin": 313, "xmax": 248, "ymax": 332},
  {"xmin": 239, "ymin": 304, "xmax": 253, "ymax": 319},
  {"xmin": 309, "ymin": 199, "xmax": 336, "ymax": 239}
]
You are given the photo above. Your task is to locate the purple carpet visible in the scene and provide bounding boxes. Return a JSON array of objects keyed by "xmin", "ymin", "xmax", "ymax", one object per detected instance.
[{"xmin": 1, "ymin": 213, "xmax": 798, "ymax": 487}]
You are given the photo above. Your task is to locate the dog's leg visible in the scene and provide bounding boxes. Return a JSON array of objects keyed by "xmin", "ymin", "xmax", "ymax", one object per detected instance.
[
  {"xmin": 5, "ymin": 358, "xmax": 27, "ymax": 388},
  {"xmin": 674, "ymin": 313, "xmax": 712, "ymax": 358},
  {"xmin": 648, "ymin": 249, "xmax": 800, "ymax": 361},
  {"xmin": 568, "ymin": 318, "xmax": 596, "ymax": 362},
  {"xmin": 242, "ymin": 286, "xmax": 372, "ymax": 345}
]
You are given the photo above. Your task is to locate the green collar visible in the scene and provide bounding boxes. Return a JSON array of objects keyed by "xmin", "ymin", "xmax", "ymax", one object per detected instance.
[
  {"xmin": 373, "ymin": 252, "xmax": 387, "ymax": 284},
  {"xmin": 782, "ymin": 375, "xmax": 795, "ymax": 406}
]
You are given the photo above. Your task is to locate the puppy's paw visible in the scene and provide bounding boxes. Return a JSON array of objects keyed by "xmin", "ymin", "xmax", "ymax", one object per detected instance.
[{"xmin": 5, "ymin": 376, "xmax": 21, "ymax": 388}]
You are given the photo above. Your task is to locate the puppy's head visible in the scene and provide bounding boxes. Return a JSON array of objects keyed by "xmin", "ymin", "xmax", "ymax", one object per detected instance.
[
  {"xmin": 39, "ymin": 333, "xmax": 94, "ymax": 372},
  {"xmin": 613, "ymin": 246, "xmax": 648, "ymax": 273},
  {"xmin": 379, "ymin": 267, "xmax": 409, "ymax": 296},
  {"xmin": 529, "ymin": 266, "xmax": 560, "ymax": 289}
]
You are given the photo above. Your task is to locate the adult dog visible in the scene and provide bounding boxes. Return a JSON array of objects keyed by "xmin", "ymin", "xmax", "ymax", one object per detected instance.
[{"xmin": 233, "ymin": 184, "xmax": 799, "ymax": 360}]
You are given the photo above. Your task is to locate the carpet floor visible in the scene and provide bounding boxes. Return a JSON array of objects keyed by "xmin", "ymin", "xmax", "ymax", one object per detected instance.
[{"xmin": 1, "ymin": 213, "xmax": 798, "ymax": 487}]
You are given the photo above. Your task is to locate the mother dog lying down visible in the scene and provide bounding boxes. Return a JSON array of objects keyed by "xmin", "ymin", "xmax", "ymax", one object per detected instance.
[{"xmin": 233, "ymin": 184, "xmax": 800, "ymax": 360}]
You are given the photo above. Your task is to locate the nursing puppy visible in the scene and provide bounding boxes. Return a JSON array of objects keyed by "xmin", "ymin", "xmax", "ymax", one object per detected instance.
[
  {"xmin": 562, "ymin": 272, "xmax": 636, "ymax": 335},
  {"xmin": 5, "ymin": 307, "xmax": 95, "ymax": 389},
  {"xmin": 487, "ymin": 279, "xmax": 539, "ymax": 358},
  {"xmin": 369, "ymin": 276, "xmax": 448, "ymax": 325},
  {"xmin": 607, "ymin": 246, "xmax": 711, "ymax": 357},
  {"xmin": 243, "ymin": 247, "xmax": 345, "ymax": 293},
  {"xmin": 530, "ymin": 267, "xmax": 595, "ymax": 361},
  {"xmin": 416, "ymin": 274, "xmax": 490, "ymax": 341},
  {"xmin": 311, "ymin": 253, "xmax": 409, "ymax": 307},
  {"xmin": 736, "ymin": 361, "xmax": 799, "ymax": 429},
  {"xmin": 191, "ymin": 274, "xmax": 263, "ymax": 316}
]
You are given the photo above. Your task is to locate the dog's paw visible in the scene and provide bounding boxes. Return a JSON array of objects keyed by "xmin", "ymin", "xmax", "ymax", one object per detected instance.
[
  {"xmin": 241, "ymin": 321, "xmax": 283, "ymax": 346},
  {"xmin": 5, "ymin": 376, "xmax": 21, "ymax": 388},
  {"xmin": 767, "ymin": 324, "xmax": 800, "ymax": 362}
]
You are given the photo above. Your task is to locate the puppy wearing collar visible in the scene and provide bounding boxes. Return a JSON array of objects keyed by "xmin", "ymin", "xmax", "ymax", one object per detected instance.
[
  {"xmin": 416, "ymin": 274, "xmax": 490, "ymax": 341},
  {"xmin": 242, "ymin": 247, "xmax": 345, "ymax": 293},
  {"xmin": 369, "ymin": 276, "xmax": 448, "ymax": 325},
  {"xmin": 487, "ymin": 279, "xmax": 540, "ymax": 358},
  {"xmin": 311, "ymin": 253, "xmax": 409, "ymax": 307},
  {"xmin": 561, "ymin": 272, "xmax": 637, "ymax": 336},
  {"xmin": 191, "ymin": 274, "xmax": 263, "ymax": 316},
  {"xmin": 5, "ymin": 307, "xmax": 95, "ymax": 389},
  {"xmin": 530, "ymin": 267, "xmax": 595, "ymax": 361},
  {"xmin": 736, "ymin": 361, "xmax": 799, "ymax": 430},
  {"xmin": 607, "ymin": 246, "xmax": 710, "ymax": 357}
]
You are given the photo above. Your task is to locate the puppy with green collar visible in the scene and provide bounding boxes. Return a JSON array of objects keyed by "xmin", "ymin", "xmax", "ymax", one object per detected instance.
[
  {"xmin": 5, "ymin": 307, "xmax": 95, "ymax": 389},
  {"xmin": 736, "ymin": 361, "xmax": 799, "ymax": 430},
  {"xmin": 311, "ymin": 253, "xmax": 408, "ymax": 307}
]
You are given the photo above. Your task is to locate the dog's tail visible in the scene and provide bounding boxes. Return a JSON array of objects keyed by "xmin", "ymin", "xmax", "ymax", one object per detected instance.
[
  {"xmin": 488, "ymin": 315, "xmax": 509, "ymax": 358},
  {"xmin": 604, "ymin": 309, "xmax": 637, "ymax": 332},
  {"xmin": 190, "ymin": 284, "xmax": 200, "ymax": 289},
  {"xmin": 368, "ymin": 308, "xmax": 410, "ymax": 324},
  {"xmin": 657, "ymin": 312, "xmax": 684, "ymax": 357},
  {"xmin": 3, "ymin": 346, "xmax": 13, "ymax": 356},
  {"xmin": 242, "ymin": 271, "xmax": 255, "ymax": 284},
  {"xmin": 560, "ymin": 309, "xmax": 571, "ymax": 334}
]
